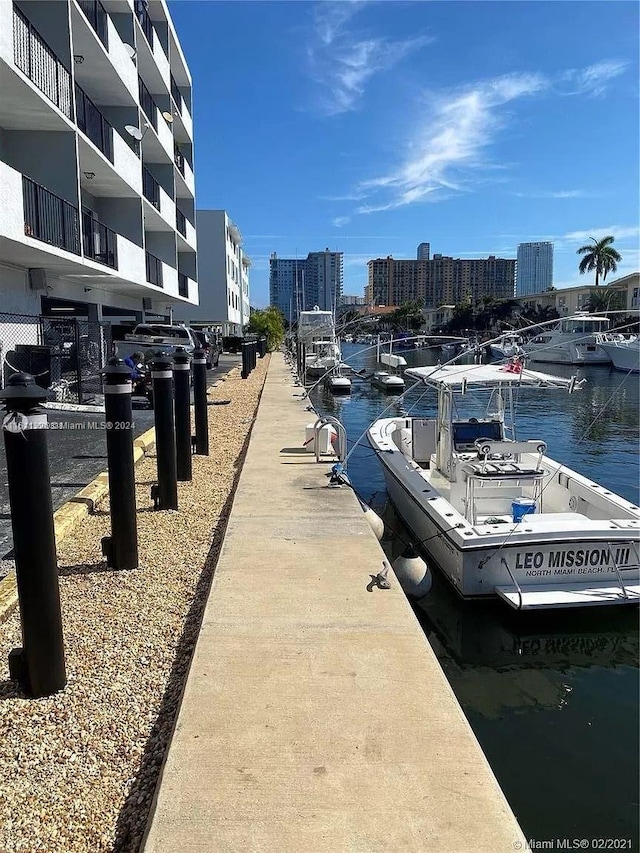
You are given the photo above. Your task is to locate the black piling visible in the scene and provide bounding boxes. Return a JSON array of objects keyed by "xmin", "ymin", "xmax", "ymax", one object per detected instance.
[
  {"xmin": 101, "ymin": 358, "xmax": 138, "ymax": 570},
  {"xmin": 173, "ymin": 347, "xmax": 193, "ymax": 482},
  {"xmin": 192, "ymin": 347, "xmax": 209, "ymax": 456},
  {"xmin": 150, "ymin": 352, "xmax": 178, "ymax": 511},
  {"xmin": 0, "ymin": 373, "xmax": 66, "ymax": 698}
]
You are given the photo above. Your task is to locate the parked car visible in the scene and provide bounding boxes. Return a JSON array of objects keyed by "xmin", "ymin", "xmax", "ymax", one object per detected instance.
[
  {"xmin": 222, "ymin": 335, "xmax": 244, "ymax": 354},
  {"xmin": 193, "ymin": 330, "xmax": 220, "ymax": 368},
  {"xmin": 113, "ymin": 323, "xmax": 198, "ymax": 361}
]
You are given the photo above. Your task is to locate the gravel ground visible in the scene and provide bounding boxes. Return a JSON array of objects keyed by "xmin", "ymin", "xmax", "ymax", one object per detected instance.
[{"xmin": 0, "ymin": 355, "xmax": 269, "ymax": 853}]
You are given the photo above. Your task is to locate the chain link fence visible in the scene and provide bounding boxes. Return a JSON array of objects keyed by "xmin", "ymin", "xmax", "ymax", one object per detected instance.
[{"xmin": 0, "ymin": 312, "xmax": 112, "ymax": 404}]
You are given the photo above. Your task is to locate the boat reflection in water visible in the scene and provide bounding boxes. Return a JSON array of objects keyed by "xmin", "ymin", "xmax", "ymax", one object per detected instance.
[{"xmin": 379, "ymin": 499, "xmax": 639, "ymax": 844}]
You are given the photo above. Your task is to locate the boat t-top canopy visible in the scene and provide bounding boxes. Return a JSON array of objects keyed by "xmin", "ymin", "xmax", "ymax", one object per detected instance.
[
  {"xmin": 405, "ymin": 362, "xmax": 581, "ymax": 390},
  {"xmin": 298, "ymin": 307, "xmax": 335, "ymax": 343}
]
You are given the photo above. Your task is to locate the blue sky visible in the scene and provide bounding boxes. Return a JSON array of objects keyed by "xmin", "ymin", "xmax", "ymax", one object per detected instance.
[{"xmin": 169, "ymin": 0, "xmax": 640, "ymax": 307}]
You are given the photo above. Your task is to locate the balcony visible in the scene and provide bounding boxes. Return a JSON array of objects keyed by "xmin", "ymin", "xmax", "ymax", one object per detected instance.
[
  {"xmin": 82, "ymin": 210, "xmax": 118, "ymax": 269},
  {"xmin": 143, "ymin": 179, "xmax": 175, "ymax": 231},
  {"xmin": 178, "ymin": 272, "xmax": 188, "ymax": 298},
  {"xmin": 176, "ymin": 212, "xmax": 196, "ymax": 249},
  {"xmin": 170, "ymin": 74, "xmax": 182, "ymax": 113},
  {"xmin": 22, "ymin": 176, "xmax": 80, "ymax": 255},
  {"xmin": 135, "ymin": 5, "xmax": 169, "ymax": 88},
  {"xmin": 176, "ymin": 208, "xmax": 186, "ymax": 237},
  {"xmin": 136, "ymin": 5, "xmax": 155, "ymax": 49},
  {"xmin": 142, "ymin": 167, "xmax": 160, "ymax": 208},
  {"xmin": 75, "ymin": 84, "xmax": 113, "ymax": 162},
  {"xmin": 174, "ymin": 145, "xmax": 185, "ymax": 177},
  {"xmin": 138, "ymin": 76, "xmax": 158, "ymax": 132},
  {"xmin": 12, "ymin": 5, "xmax": 72, "ymax": 119},
  {"xmin": 76, "ymin": 0, "xmax": 108, "ymax": 49},
  {"xmin": 175, "ymin": 155, "xmax": 195, "ymax": 198},
  {"xmin": 145, "ymin": 251, "xmax": 163, "ymax": 287}
]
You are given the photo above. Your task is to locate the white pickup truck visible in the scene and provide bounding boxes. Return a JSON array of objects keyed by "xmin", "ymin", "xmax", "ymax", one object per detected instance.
[{"xmin": 113, "ymin": 323, "xmax": 198, "ymax": 362}]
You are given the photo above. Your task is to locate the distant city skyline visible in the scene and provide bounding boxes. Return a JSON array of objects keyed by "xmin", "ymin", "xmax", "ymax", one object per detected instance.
[{"xmin": 169, "ymin": 1, "xmax": 639, "ymax": 306}]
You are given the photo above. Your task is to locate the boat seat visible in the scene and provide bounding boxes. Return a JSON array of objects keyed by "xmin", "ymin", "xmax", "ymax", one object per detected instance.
[{"xmin": 473, "ymin": 439, "xmax": 547, "ymax": 474}]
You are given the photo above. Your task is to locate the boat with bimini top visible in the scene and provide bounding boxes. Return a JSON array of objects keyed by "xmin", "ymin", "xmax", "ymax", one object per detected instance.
[
  {"xmin": 367, "ymin": 359, "xmax": 640, "ymax": 611},
  {"xmin": 523, "ymin": 313, "xmax": 613, "ymax": 365}
]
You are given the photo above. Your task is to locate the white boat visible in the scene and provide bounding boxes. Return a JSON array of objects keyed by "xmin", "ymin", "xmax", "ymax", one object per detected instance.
[
  {"xmin": 367, "ymin": 361, "xmax": 640, "ymax": 611},
  {"xmin": 489, "ymin": 332, "xmax": 524, "ymax": 360},
  {"xmin": 523, "ymin": 313, "xmax": 612, "ymax": 364},
  {"xmin": 305, "ymin": 339, "xmax": 341, "ymax": 378},
  {"xmin": 297, "ymin": 306, "xmax": 334, "ymax": 344},
  {"xmin": 376, "ymin": 336, "xmax": 407, "ymax": 369},
  {"xmin": 371, "ymin": 371, "xmax": 406, "ymax": 393},
  {"xmin": 325, "ymin": 372, "xmax": 352, "ymax": 395},
  {"xmin": 595, "ymin": 334, "xmax": 640, "ymax": 373}
]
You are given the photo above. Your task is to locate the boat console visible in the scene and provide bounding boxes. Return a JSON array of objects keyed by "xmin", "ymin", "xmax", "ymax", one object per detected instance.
[{"xmin": 451, "ymin": 419, "xmax": 503, "ymax": 453}]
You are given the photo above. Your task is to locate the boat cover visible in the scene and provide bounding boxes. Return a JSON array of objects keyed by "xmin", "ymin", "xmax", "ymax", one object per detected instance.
[
  {"xmin": 495, "ymin": 581, "xmax": 640, "ymax": 610},
  {"xmin": 405, "ymin": 362, "xmax": 580, "ymax": 389}
]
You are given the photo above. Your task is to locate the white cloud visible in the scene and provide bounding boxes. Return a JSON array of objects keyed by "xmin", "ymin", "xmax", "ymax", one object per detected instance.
[
  {"xmin": 558, "ymin": 225, "xmax": 640, "ymax": 246},
  {"xmin": 307, "ymin": 2, "xmax": 433, "ymax": 115},
  {"xmin": 335, "ymin": 57, "xmax": 629, "ymax": 216},
  {"xmin": 332, "ymin": 216, "xmax": 351, "ymax": 227},
  {"xmin": 513, "ymin": 189, "xmax": 592, "ymax": 199},
  {"xmin": 354, "ymin": 72, "xmax": 547, "ymax": 213},
  {"xmin": 559, "ymin": 60, "xmax": 629, "ymax": 97}
]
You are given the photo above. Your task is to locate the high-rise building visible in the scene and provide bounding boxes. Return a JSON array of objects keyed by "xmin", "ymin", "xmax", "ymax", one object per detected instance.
[
  {"xmin": 270, "ymin": 249, "xmax": 343, "ymax": 322},
  {"xmin": 367, "ymin": 252, "xmax": 515, "ymax": 307},
  {"xmin": 0, "ymin": 0, "xmax": 197, "ymax": 323},
  {"xmin": 516, "ymin": 242, "xmax": 553, "ymax": 296},
  {"xmin": 417, "ymin": 242, "xmax": 431, "ymax": 260},
  {"xmin": 174, "ymin": 211, "xmax": 250, "ymax": 335}
]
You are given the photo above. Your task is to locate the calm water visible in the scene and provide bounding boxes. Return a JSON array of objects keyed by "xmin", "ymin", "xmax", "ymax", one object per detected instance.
[{"xmin": 311, "ymin": 342, "xmax": 640, "ymax": 847}]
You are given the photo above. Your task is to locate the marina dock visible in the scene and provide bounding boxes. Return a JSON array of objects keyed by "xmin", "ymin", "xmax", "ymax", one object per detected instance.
[{"xmin": 142, "ymin": 351, "xmax": 525, "ymax": 852}]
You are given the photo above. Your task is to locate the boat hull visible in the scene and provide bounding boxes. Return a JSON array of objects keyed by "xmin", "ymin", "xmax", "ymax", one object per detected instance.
[
  {"xmin": 381, "ymin": 462, "xmax": 637, "ymax": 605},
  {"xmin": 524, "ymin": 341, "xmax": 610, "ymax": 365},
  {"xmin": 598, "ymin": 341, "xmax": 640, "ymax": 373}
]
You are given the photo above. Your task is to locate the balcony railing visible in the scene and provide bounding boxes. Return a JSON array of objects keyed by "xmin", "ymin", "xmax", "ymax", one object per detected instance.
[
  {"xmin": 176, "ymin": 208, "xmax": 186, "ymax": 237},
  {"xmin": 146, "ymin": 251, "xmax": 163, "ymax": 287},
  {"xmin": 22, "ymin": 176, "xmax": 81, "ymax": 255},
  {"xmin": 170, "ymin": 74, "xmax": 182, "ymax": 112},
  {"xmin": 13, "ymin": 5, "xmax": 72, "ymax": 119},
  {"xmin": 138, "ymin": 76, "xmax": 157, "ymax": 131},
  {"xmin": 178, "ymin": 273, "xmax": 189, "ymax": 298},
  {"xmin": 174, "ymin": 145, "xmax": 185, "ymax": 176},
  {"xmin": 142, "ymin": 168, "xmax": 160, "ymax": 208},
  {"xmin": 82, "ymin": 210, "xmax": 117, "ymax": 269},
  {"xmin": 77, "ymin": 0, "xmax": 108, "ymax": 49},
  {"xmin": 136, "ymin": 3, "xmax": 155, "ymax": 47},
  {"xmin": 75, "ymin": 84, "xmax": 114, "ymax": 162}
]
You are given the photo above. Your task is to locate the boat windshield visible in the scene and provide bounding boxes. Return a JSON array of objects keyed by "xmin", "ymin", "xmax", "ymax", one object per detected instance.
[
  {"xmin": 452, "ymin": 420, "xmax": 502, "ymax": 450},
  {"xmin": 560, "ymin": 317, "xmax": 609, "ymax": 334}
]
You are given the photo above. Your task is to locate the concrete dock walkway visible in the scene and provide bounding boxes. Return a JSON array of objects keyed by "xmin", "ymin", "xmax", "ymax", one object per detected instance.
[{"xmin": 143, "ymin": 352, "xmax": 525, "ymax": 852}]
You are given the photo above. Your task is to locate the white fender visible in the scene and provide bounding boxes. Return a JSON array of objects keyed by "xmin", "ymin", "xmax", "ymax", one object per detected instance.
[
  {"xmin": 360, "ymin": 502, "xmax": 384, "ymax": 541},
  {"xmin": 392, "ymin": 545, "xmax": 432, "ymax": 597}
]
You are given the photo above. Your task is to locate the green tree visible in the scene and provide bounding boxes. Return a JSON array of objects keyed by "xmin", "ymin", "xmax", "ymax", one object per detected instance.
[
  {"xmin": 387, "ymin": 300, "xmax": 424, "ymax": 332},
  {"xmin": 518, "ymin": 303, "xmax": 559, "ymax": 327},
  {"xmin": 586, "ymin": 288, "xmax": 625, "ymax": 315},
  {"xmin": 576, "ymin": 236, "xmax": 622, "ymax": 286},
  {"xmin": 244, "ymin": 306, "xmax": 285, "ymax": 351}
]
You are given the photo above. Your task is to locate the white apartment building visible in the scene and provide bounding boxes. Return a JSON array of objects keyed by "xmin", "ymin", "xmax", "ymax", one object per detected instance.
[
  {"xmin": 516, "ymin": 242, "xmax": 553, "ymax": 296},
  {"xmin": 0, "ymin": 0, "xmax": 197, "ymax": 325},
  {"xmin": 517, "ymin": 272, "xmax": 640, "ymax": 316},
  {"xmin": 174, "ymin": 210, "xmax": 250, "ymax": 335}
]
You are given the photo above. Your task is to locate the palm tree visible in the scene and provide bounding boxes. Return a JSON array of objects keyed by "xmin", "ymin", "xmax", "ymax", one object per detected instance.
[{"xmin": 576, "ymin": 236, "xmax": 622, "ymax": 286}]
